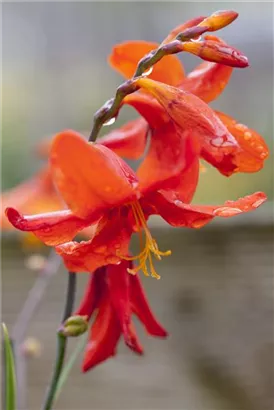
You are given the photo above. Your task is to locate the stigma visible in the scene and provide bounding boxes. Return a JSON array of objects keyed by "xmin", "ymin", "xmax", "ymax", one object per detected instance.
[{"xmin": 122, "ymin": 201, "xmax": 171, "ymax": 279}]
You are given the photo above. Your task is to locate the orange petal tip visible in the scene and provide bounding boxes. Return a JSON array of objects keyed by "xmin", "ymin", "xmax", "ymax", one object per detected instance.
[{"xmin": 199, "ymin": 10, "xmax": 238, "ymax": 31}]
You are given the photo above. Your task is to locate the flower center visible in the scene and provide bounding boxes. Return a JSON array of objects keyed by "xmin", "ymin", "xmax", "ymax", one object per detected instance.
[{"xmin": 123, "ymin": 201, "xmax": 171, "ymax": 279}]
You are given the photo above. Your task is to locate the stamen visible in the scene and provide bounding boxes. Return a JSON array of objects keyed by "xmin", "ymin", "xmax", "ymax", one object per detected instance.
[{"xmin": 121, "ymin": 201, "xmax": 171, "ymax": 279}]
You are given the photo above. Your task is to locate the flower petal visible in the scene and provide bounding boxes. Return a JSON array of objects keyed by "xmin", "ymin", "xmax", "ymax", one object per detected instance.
[
  {"xmin": 1, "ymin": 167, "xmax": 62, "ymax": 230},
  {"xmin": 215, "ymin": 111, "xmax": 269, "ymax": 172},
  {"xmin": 56, "ymin": 210, "xmax": 132, "ymax": 272},
  {"xmin": 123, "ymin": 92, "xmax": 169, "ymax": 129},
  {"xmin": 50, "ymin": 130, "xmax": 139, "ymax": 219},
  {"xmin": 135, "ymin": 78, "xmax": 241, "ymax": 175},
  {"xmin": 138, "ymin": 125, "xmax": 200, "ymax": 194},
  {"xmin": 159, "ymin": 155, "xmax": 200, "ymax": 204},
  {"xmin": 180, "ymin": 35, "xmax": 233, "ymax": 103},
  {"xmin": 107, "ymin": 262, "xmax": 143, "ymax": 354},
  {"xmin": 149, "ymin": 191, "xmax": 267, "ymax": 228},
  {"xmin": 130, "ymin": 273, "xmax": 168, "ymax": 337},
  {"xmin": 5, "ymin": 207, "xmax": 95, "ymax": 246},
  {"xmin": 181, "ymin": 62, "xmax": 232, "ymax": 103},
  {"xmin": 109, "ymin": 40, "xmax": 185, "ymax": 85},
  {"xmin": 82, "ymin": 295, "xmax": 121, "ymax": 372},
  {"xmin": 98, "ymin": 118, "xmax": 148, "ymax": 160},
  {"xmin": 74, "ymin": 268, "xmax": 105, "ymax": 319}
]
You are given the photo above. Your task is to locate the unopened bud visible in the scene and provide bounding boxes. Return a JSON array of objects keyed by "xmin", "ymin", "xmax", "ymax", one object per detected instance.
[
  {"xmin": 183, "ymin": 40, "xmax": 249, "ymax": 68},
  {"xmin": 198, "ymin": 10, "xmax": 238, "ymax": 31},
  {"xmin": 59, "ymin": 315, "xmax": 88, "ymax": 337},
  {"xmin": 21, "ymin": 337, "xmax": 42, "ymax": 358}
]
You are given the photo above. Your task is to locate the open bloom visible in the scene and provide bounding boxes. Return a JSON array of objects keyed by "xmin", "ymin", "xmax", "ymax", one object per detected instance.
[
  {"xmin": 108, "ymin": 23, "xmax": 269, "ymax": 175},
  {"xmin": 1, "ymin": 118, "xmax": 148, "ymax": 234},
  {"xmin": 6, "ymin": 130, "xmax": 267, "ymax": 279},
  {"xmin": 73, "ymin": 260, "xmax": 167, "ymax": 371}
]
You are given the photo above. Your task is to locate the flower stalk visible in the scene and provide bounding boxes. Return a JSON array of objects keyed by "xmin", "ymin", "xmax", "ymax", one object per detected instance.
[{"xmin": 42, "ymin": 271, "xmax": 77, "ymax": 410}]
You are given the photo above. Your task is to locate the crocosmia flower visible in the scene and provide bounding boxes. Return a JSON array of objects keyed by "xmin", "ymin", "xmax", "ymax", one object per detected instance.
[
  {"xmin": 73, "ymin": 260, "xmax": 167, "ymax": 371},
  {"xmin": 109, "ymin": 25, "xmax": 269, "ymax": 175},
  {"xmin": 6, "ymin": 130, "xmax": 267, "ymax": 280}
]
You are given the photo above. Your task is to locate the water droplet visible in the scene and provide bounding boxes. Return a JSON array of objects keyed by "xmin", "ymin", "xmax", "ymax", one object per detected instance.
[
  {"xmin": 260, "ymin": 152, "xmax": 267, "ymax": 159},
  {"xmin": 255, "ymin": 145, "xmax": 264, "ymax": 153},
  {"xmin": 252, "ymin": 199, "xmax": 265, "ymax": 208},
  {"xmin": 103, "ymin": 117, "xmax": 116, "ymax": 127},
  {"xmin": 244, "ymin": 131, "xmax": 252, "ymax": 140},
  {"xmin": 142, "ymin": 66, "xmax": 153, "ymax": 76},
  {"xmin": 191, "ymin": 219, "xmax": 207, "ymax": 228},
  {"xmin": 174, "ymin": 199, "xmax": 182, "ymax": 206},
  {"xmin": 192, "ymin": 36, "xmax": 202, "ymax": 42},
  {"xmin": 213, "ymin": 207, "xmax": 242, "ymax": 217},
  {"xmin": 235, "ymin": 123, "xmax": 247, "ymax": 132}
]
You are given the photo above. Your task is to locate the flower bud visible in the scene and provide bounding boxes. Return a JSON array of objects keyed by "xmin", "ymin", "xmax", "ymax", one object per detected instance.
[
  {"xmin": 198, "ymin": 10, "xmax": 238, "ymax": 31},
  {"xmin": 59, "ymin": 315, "xmax": 88, "ymax": 337},
  {"xmin": 182, "ymin": 40, "xmax": 249, "ymax": 68}
]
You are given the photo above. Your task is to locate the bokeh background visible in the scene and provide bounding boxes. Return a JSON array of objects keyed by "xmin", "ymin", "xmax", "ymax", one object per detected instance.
[{"xmin": 2, "ymin": 2, "xmax": 273, "ymax": 410}]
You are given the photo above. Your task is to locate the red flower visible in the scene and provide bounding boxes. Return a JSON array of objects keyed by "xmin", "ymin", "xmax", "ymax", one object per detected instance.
[
  {"xmin": 108, "ymin": 27, "xmax": 269, "ymax": 175},
  {"xmin": 74, "ymin": 260, "xmax": 167, "ymax": 371},
  {"xmin": 6, "ymin": 130, "xmax": 267, "ymax": 279}
]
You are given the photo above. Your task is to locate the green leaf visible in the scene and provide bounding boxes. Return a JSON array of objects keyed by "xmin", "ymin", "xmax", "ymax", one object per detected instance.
[{"xmin": 2, "ymin": 323, "xmax": 17, "ymax": 410}]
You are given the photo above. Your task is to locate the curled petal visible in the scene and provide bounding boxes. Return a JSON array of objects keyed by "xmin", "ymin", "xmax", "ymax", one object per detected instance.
[
  {"xmin": 109, "ymin": 41, "xmax": 184, "ymax": 85},
  {"xmin": 182, "ymin": 40, "xmax": 248, "ymax": 68},
  {"xmin": 107, "ymin": 262, "xmax": 143, "ymax": 354},
  {"xmin": 82, "ymin": 296, "xmax": 121, "ymax": 372},
  {"xmin": 56, "ymin": 210, "xmax": 132, "ymax": 273},
  {"xmin": 135, "ymin": 78, "xmax": 238, "ymax": 153},
  {"xmin": 5, "ymin": 207, "xmax": 95, "ymax": 246},
  {"xmin": 130, "ymin": 273, "xmax": 168, "ymax": 338},
  {"xmin": 148, "ymin": 191, "xmax": 267, "ymax": 228},
  {"xmin": 216, "ymin": 111, "xmax": 269, "ymax": 172},
  {"xmin": 99, "ymin": 118, "xmax": 148, "ymax": 160},
  {"xmin": 50, "ymin": 130, "xmax": 138, "ymax": 219},
  {"xmin": 1, "ymin": 167, "xmax": 62, "ymax": 230}
]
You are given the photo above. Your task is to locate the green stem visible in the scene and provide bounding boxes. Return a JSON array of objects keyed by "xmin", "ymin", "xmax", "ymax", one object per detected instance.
[{"xmin": 42, "ymin": 272, "xmax": 76, "ymax": 410}]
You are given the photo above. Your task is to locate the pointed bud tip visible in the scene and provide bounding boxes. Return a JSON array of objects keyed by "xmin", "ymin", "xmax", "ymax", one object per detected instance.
[{"xmin": 200, "ymin": 10, "xmax": 239, "ymax": 31}]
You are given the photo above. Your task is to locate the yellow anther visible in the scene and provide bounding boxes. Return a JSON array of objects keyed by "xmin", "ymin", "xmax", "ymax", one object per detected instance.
[{"xmin": 121, "ymin": 201, "xmax": 171, "ymax": 279}]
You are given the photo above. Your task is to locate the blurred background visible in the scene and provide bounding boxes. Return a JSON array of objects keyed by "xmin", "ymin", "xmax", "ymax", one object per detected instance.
[{"xmin": 2, "ymin": 2, "xmax": 273, "ymax": 410}]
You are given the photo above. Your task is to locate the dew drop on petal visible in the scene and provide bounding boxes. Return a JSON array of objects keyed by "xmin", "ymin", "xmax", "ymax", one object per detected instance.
[
  {"xmin": 103, "ymin": 117, "xmax": 116, "ymax": 127},
  {"xmin": 191, "ymin": 219, "xmax": 207, "ymax": 228},
  {"xmin": 142, "ymin": 66, "xmax": 153, "ymax": 76},
  {"xmin": 252, "ymin": 199, "xmax": 266, "ymax": 208},
  {"xmin": 174, "ymin": 199, "xmax": 182, "ymax": 207},
  {"xmin": 244, "ymin": 131, "xmax": 252, "ymax": 140},
  {"xmin": 213, "ymin": 207, "xmax": 242, "ymax": 217}
]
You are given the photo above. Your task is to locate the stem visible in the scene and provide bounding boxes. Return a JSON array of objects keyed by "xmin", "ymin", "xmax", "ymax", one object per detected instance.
[
  {"xmin": 88, "ymin": 25, "xmax": 208, "ymax": 143},
  {"xmin": 42, "ymin": 271, "xmax": 77, "ymax": 410},
  {"xmin": 11, "ymin": 250, "xmax": 61, "ymax": 410}
]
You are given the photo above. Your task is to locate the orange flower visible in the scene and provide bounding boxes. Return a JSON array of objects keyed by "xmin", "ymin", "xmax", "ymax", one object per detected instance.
[
  {"xmin": 108, "ymin": 24, "xmax": 269, "ymax": 175},
  {"xmin": 6, "ymin": 130, "xmax": 267, "ymax": 279},
  {"xmin": 73, "ymin": 260, "xmax": 167, "ymax": 371}
]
